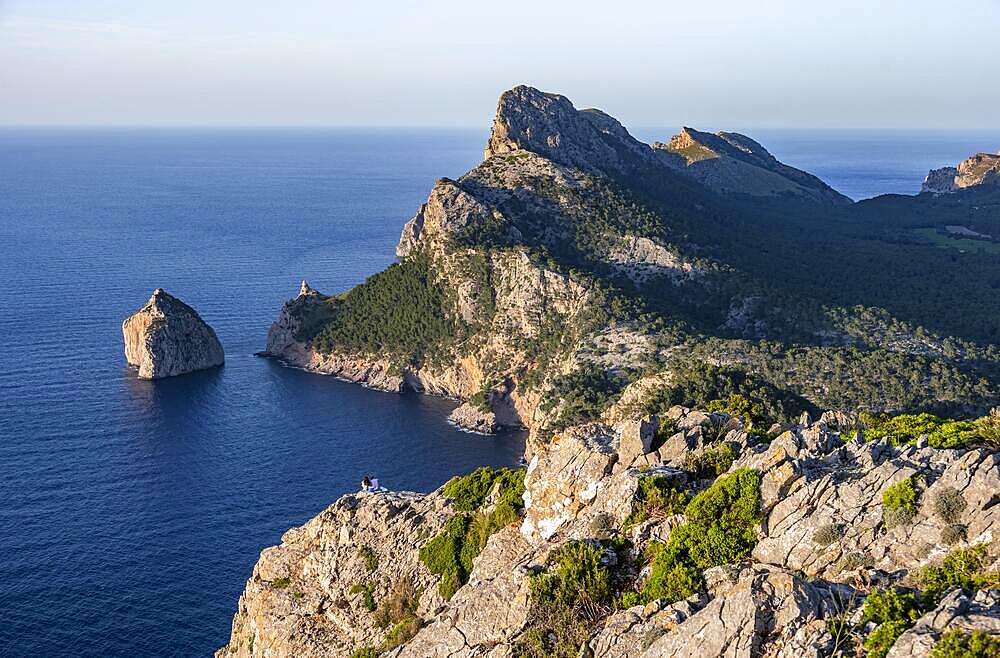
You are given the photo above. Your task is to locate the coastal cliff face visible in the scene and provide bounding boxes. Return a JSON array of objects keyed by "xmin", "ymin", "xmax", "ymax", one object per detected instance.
[
  {"xmin": 922, "ymin": 151, "xmax": 1000, "ymax": 194},
  {"xmin": 217, "ymin": 407, "xmax": 1000, "ymax": 657},
  {"xmin": 122, "ymin": 288, "xmax": 224, "ymax": 379}
]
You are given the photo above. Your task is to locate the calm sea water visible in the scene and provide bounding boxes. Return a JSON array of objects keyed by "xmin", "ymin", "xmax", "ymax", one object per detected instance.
[{"xmin": 0, "ymin": 128, "xmax": 995, "ymax": 658}]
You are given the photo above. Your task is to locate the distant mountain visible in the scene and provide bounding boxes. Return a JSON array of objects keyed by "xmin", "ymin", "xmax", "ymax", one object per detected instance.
[
  {"xmin": 923, "ymin": 150, "xmax": 1000, "ymax": 194},
  {"xmin": 654, "ymin": 126, "xmax": 852, "ymax": 204}
]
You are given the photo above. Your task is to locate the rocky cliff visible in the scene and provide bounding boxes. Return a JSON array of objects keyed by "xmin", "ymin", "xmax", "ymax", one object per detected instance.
[
  {"xmin": 122, "ymin": 288, "xmax": 224, "ymax": 379},
  {"xmin": 922, "ymin": 151, "xmax": 1000, "ymax": 194},
  {"xmin": 217, "ymin": 406, "xmax": 1000, "ymax": 657}
]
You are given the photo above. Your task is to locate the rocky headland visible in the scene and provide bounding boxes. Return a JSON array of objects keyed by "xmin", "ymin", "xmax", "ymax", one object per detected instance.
[
  {"xmin": 122, "ymin": 288, "xmax": 224, "ymax": 379},
  {"xmin": 922, "ymin": 151, "xmax": 1000, "ymax": 195},
  {"xmin": 227, "ymin": 86, "xmax": 1000, "ymax": 656},
  {"xmin": 217, "ymin": 407, "xmax": 1000, "ymax": 657}
]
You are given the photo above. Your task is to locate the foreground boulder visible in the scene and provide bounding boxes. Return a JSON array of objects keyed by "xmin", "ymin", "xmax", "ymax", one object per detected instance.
[{"xmin": 122, "ymin": 289, "xmax": 224, "ymax": 379}]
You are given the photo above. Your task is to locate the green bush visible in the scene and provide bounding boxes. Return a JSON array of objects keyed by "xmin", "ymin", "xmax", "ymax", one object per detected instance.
[
  {"xmin": 919, "ymin": 544, "xmax": 999, "ymax": 606},
  {"xmin": 883, "ymin": 477, "xmax": 919, "ymax": 528},
  {"xmin": 941, "ymin": 524, "xmax": 968, "ymax": 547},
  {"xmin": 421, "ymin": 468, "xmax": 526, "ymax": 599},
  {"xmin": 640, "ymin": 469, "xmax": 761, "ymax": 604},
  {"xmin": 358, "ymin": 546, "xmax": 379, "ymax": 573},
  {"xmin": 684, "ymin": 443, "xmax": 737, "ymax": 479},
  {"xmin": 864, "ymin": 619, "xmax": 912, "ymax": 658},
  {"xmin": 973, "ymin": 408, "xmax": 1000, "ymax": 450},
  {"xmin": 861, "ymin": 588, "xmax": 922, "ymax": 658},
  {"xmin": 862, "ymin": 413, "xmax": 978, "ymax": 449},
  {"xmin": 931, "ymin": 629, "xmax": 1000, "ymax": 657},
  {"xmin": 706, "ymin": 393, "xmax": 765, "ymax": 429},
  {"xmin": 350, "ymin": 647, "xmax": 379, "ymax": 658},
  {"xmin": 650, "ymin": 417, "xmax": 678, "ymax": 452},
  {"xmin": 350, "ymin": 582, "xmax": 376, "ymax": 612},
  {"xmin": 516, "ymin": 541, "xmax": 617, "ymax": 658},
  {"xmin": 271, "ymin": 577, "xmax": 290, "ymax": 589},
  {"xmin": 623, "ymin": 476, "xmax": 688, "ymax": 530}
]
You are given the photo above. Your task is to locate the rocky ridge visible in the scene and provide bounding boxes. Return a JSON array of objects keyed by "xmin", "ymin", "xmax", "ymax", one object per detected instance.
[
  {"xmin": 922, "ymin": 151, "xmax": 1000, "ymax": 194},
  {"xmin": 122, "ymin": 288, "xmax": 224, "ymax": 379},
  {"xmin": 217, "ymin": 406, "xmax": 1000, "ymax": 657}
]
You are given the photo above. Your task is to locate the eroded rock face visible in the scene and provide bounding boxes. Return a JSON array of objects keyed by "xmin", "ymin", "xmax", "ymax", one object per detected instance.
[
  {"xmin": 122, "ymin": 288, "xmax": 224, "ymax": 379},
  {"xmin": 922, "ymin": 150, "xmax": 1000, "ymax": 194},
  {"xmin": 218, "ymin": 407, "xmax": 1000, "ymax": 658}
]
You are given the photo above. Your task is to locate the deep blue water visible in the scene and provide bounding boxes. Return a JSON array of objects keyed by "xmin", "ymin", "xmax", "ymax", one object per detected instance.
[{"xmin": 0, "ymin": 128, "xmax": 996, "ymax": 658}]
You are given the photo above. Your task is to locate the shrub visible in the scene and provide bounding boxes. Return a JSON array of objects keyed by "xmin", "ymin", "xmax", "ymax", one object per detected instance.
[
  {"xmin": 919, "ymin": 544, "xmax": 999, "ymax": 606},
  {"xmin": 374, "ymin": 579, "xmax": 419, "ymax": 629},
  {"xmin": 517, "ymin": 541, "xmax": 617, "ymax": 658},
  {"xmin": 862, "ymin": 413, "xmax": 977, "ymax": 449},
  {"xmin": 617, "ymin": 590, "xmax": 640, "ymax": 609},
  {"xmin": 933, "ymin": 487, "xmax": 968, "ymax": 524},
  {"xmin": 358, "ymin": 546, "xmax": 379, "ymax": 573},
  {"xmin": 706, "ymin": 393, "xmax": 765, "ymax": 429},
  {"xmin": 271, "ymin": 577, "xmax": 290, "ymax": 589},
  {"xmin": 443, "ymin": 466, "xmax": 524, "ymax": 513},
  {"xmin": 650, "ymin": 417, "xmax": 678, "ymax": 452},
  {"xmin": 883, "ymin": 477, "xmax": 919, "ymax": 528},
  {"xmin": 382, "ymin": 616, "xmax": 421, "ymax": 652},
  {"xmin": 813, "ymin": 523, "xmax": 843, "ymax": 547},
  {"xmin": 350, "ymin": 583, "xmax": 376, "ymax": 612},
  {"xmin": 623, "ymin": 476, "xmax": 688, "ymax": 530},
  {"xmin": 861, "ymin": 588, "xmax": 922, "ymax": 658},
  {"xmin": 931, "ymin": 629, "xmax": 1000, "ymax": 657},
  {"xmin": 972, "ymin": 408, "xmax": 1000, "ymax": 450},
  {"xmin": 864, "ymin": 619, "xmax": 912, "ymax": 658},
  {"xmin": 350, "ymin": 648, "xmax": 379, "ymax": 658},
  {"xmin": 684, "ymin": 443, "xmax": 737, "ymax": 479},
  {"xmin": 589, "ymin": 513, "xmax": 616, "ymax": 539},
  {"xmin": 640, "ymin": 469, "xmax": 761, "ymax": 604},
  {"xmin": 421, "ymin": 468, "xmax": 526, "ymax": 599},
  {"xmin": 941, "ymin": 524, "xmax": 968, "ymax": 547}
]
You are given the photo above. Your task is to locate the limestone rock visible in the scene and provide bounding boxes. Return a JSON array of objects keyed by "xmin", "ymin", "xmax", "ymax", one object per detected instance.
[
  {"xmin": 887, "ymin": 589, "xmax": 1000, "ymax": 657},
  {"xmin": 922, "ymin": 150, "xmax": 1000, "ymax": 194},
  {"xmin": 448, "ymin": 402, "xmax": 500, "ymax": 434},
  {"xmin": 122, "ymin": 288, "xmax": 224, "ymax": 379}
]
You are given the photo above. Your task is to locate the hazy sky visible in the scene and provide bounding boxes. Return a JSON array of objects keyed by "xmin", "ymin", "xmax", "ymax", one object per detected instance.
[{"xmin": 2, "ymin": 0, "xmax": 998, "ymax": 129}]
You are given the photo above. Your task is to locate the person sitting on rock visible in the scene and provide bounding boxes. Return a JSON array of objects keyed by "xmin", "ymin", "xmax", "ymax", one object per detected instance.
[
  {"xmin": 371, "ymin": 477, "xmax": 381, "ymax": 492},
  {"xmin": 361, "ymin": 476, "xmax": 372, "ymax": 492}
]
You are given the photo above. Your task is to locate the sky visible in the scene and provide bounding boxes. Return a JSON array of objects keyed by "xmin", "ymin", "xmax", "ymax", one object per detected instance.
[{"xmin": 1, "ymin": 0, "xmax": 999, "ymax": 130}]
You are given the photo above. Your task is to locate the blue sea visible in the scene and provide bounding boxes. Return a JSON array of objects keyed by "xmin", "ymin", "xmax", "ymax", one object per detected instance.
[{"xmin": 0, "ymin": 128, "xmax": 995, "ymax": 658}]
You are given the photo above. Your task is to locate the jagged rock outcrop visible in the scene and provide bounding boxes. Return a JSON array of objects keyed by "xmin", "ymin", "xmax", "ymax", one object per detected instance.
[
  {"xmin": 122, "ymin": 288, "xmax": 224, "ymax": 379},
  {"xmin": 218, "ymin": 405, "xmax": 1000, "ymax": 658},
  {"xmin": 922, "ymin": 150, "xmax": 1000, "ymax": 194},
  {"xmin": 654, "ymin": 127, "xmax": 852, "ymax": 204}
]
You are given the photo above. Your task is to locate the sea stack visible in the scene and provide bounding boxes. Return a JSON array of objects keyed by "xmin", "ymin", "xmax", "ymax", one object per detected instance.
[{"xmin": 122, "ymin": 289, "xmax": 225, "ymax": 379}]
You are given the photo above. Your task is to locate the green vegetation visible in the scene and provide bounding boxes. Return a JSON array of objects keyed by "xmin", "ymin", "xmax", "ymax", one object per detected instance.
[
  {"xmin": 650, "ymin": 417, "xmax": 678, "ymax": 451},
  {"xmin": 882, "ymin": 477, "xmax": 920, "ymax": 528},
  {"xmin": 919, "ymin": 544, "xmax": 999, "ymax": 606},
  {"xmin": 420, "ymin": 468, "xmax": 525, "ymax": 599},
  {"xmin": 933, "ymin": 487, "xmax": 968, "ymax": 524},
  {"xmin": 860, "ymin": 588, "xmax": 922, "ymax": 658},
  {"xmin": 974, "ymin": 408, "xmax": 1000, "ymax": 449},
  {"xmin": 358, "ymin": 546, "xmax": 378, "ymax": 573},
  {"xmin": 547, "ymin": 363, "xmax": 628, "ymax": 430},
  {"xmin": 812, "ymin": 523, "xmax": 843, "ymax": 546},
  {"xmin": 271, "ymin": 577, "xmax": 290, "ymax": 589},
  {"xmin": 349, "ymin": 648, "xmax": 379, "ymax": 658},
  {"xmin": 684, "ymin": 443, "xmax": 738, "ymax": 479},
  {"xmin": 862, "ymin": 412, "xmax": 979, "ymax": 449},
  {"xmin": 350, "ymin": 582, "xmax": 376, "ymax": 612},
  {"xmin": 640, "ymin": 363, "xmax": 814, "ymax": 427},
  {"xmin": 641, "ymin": 469, "xmax": 761, "ymax": 604},
  {"xmin": 515, "ymin": 541, "xmax": 617, "ymax": 658},
  {"xmin": 312, "ymin": 252, "xmax": 462, "ymax": 366},
  {"xmin": 931, "ymin": 629, "xmax": 1000, "ymax": 657},
  {"xmin": 623, "ymin": 476, "xmax": 688, "ymax": 530}
]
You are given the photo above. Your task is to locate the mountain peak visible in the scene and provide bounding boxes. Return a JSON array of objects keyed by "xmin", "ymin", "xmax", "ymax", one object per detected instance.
[
  {"xmin": 922, "ymin": 150, "xmax": 1000, "ymax": 194},
  {"xmin": 484, "ymin": 85, "xmax": 657, "ymax": 174}
]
